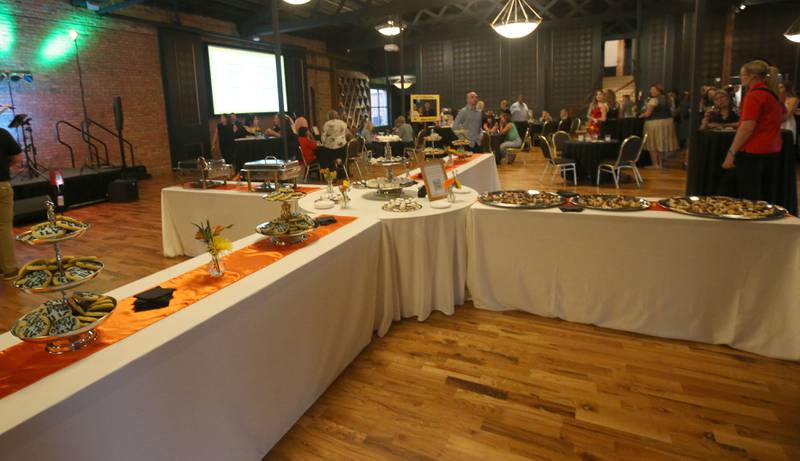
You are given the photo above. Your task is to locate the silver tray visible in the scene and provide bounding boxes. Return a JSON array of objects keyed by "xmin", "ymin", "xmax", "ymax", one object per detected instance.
[
  {"xmin": 11, "ymin": 295, "xmax": 117, "ymax": 354},
  {"xmin": 658, "ymin": 196, "xmax": 789, "ymax": 221},
  {"xmin": 256, "ymin": 217, "xmax": 319, "ymax": 246},
  {"xmin": 572, "ymin": 194, "xmax": 651, "ymax": 212},
  {"xmin": 16, "ymin": 225, "xmax": 89, "ymax": 246},
  {"xmin": 479, "ymin": 190, "xmax": 565, "ymax": 209},
  {"xmin": 14, "ymin": 260, "xmax": 104, "ymax": 294}
]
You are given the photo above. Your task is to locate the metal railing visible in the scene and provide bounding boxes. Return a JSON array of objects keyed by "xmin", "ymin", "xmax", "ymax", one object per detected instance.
[
  {"xmin": 55, "ymin": 120, "xmax": 110, "ymax": 168},
  {"xmin": 86, "ymin": 118, "xmax": 136, "ymax": 167}
]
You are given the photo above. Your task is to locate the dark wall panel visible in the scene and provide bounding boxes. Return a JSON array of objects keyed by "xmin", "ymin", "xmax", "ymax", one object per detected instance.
[
  {"xmin": 508, "ymin": 37, "xmax": 538, "ymax": 107},
  {"xmin": 549, "ymin": 24, "xmax": 595, "ymax": 115},
  {"xmin": 731, "ymin": 3, "xmax": 799, "ymax": 79},
  {"xmin": 418, "ymin": 40, "xmax": 450, "ymax": 106},
  {"xmin": 452, "ymin": 36, "xmax": 503, "ymax": 110}
]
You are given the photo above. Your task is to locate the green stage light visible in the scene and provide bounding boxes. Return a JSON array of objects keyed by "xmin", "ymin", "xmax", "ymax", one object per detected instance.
[
  {"xmin": 0, "ymin": 9, "xmax": 15, "ymax": 57},
  {"xmin": 38, "ymin": 27, "xmax": 83, "ymax": 67}
]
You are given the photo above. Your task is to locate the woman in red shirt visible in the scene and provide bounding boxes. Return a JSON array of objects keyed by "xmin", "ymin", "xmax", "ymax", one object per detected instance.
[
  {"xmin": 721, "ymin": 60, "xmax": 784, "ymax": 201},
  {"xmin": 297, "ymin": 126, "xmax": 318, "ymax": 166}
]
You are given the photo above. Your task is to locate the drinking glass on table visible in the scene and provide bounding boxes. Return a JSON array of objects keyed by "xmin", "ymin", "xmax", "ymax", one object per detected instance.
[
  {"xmin": 578, "ymin": 134, "xmax": 585, "ymax": 141},
  {"xmin": 604, "ymin": 134, "xmax": 611, "ymax": 142}
]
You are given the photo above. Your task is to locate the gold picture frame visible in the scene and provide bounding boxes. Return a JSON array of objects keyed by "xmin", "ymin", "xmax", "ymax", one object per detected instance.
[
  {"xmin": 410, "ymin": 94, "xmax": 440, "ymax": 123},
  {"xmin": 421, "ymin": 160, "xmax": 448, "ymax": 201}
]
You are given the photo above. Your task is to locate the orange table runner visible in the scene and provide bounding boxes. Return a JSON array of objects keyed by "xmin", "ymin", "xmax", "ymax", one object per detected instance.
[
  {"xmin": 0, "ymin": 216, "xmax": 356, "ymax": 399},
  {"xmin": 410, "ymin": 155, "xmax": 482, "ymax": 180},
  {"xmin": 181, "ymin": 183, "xmax": 320, "ymax": 194}
]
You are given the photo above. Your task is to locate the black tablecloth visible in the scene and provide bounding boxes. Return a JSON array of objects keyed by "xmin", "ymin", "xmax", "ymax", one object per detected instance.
[
  {"xmin": 564, "ymin": 140, "xmax": 620, "ymax": 183},
  {"xmin": 687, "ymin": 129, "xmax": 797, "ymax": 214},
  {"xmin": 230, "ymin": 137, "xmax": 290, "ymax": 171},
  {"xmin": 600, "ymin": 118, "xmax": 644, "ymax": 142}
]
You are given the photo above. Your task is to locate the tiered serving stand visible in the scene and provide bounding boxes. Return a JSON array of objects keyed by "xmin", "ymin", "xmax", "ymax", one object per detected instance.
[{"xmin": 12, "ymin": 202, "xmax": 116, "ymax": 354}]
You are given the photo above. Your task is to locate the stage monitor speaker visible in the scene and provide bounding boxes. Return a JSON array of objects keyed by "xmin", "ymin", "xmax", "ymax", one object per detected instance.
[
  {"xmin": 113, "ymin": 96, "xmax": 123, "ymax": 132},
  {"xmin": 108, "ymin": 178, "xmax": 138, "ymax": 203}
]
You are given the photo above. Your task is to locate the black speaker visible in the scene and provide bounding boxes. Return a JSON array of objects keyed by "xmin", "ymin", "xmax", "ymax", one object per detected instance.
[
  {"xmin": 108, "ymin": 179, "xmax": 138, "ymax": 202},
  {"xmin": 113, "ymin": 96, "xmax": 123, "ymax": 132}
]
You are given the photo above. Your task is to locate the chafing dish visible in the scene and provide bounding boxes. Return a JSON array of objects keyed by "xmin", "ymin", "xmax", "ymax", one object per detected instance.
[
  {"xmin": 177, "ymin": 157, "xmax": 235, "ymax": 189},
  {"xmin": 240, "ymin": 156, "xmax": 303, "ymax": 192}
]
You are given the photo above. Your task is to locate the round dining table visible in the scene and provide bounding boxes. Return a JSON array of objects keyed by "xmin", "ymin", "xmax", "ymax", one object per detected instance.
[{"xmin": 563, "ymin": 139, "xmax": 620, "ymax": 183}]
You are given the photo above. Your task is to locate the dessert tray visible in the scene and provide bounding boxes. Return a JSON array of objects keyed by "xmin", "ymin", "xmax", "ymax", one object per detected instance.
[
  {"xmin": 17, "ymin": 215, "xmax": 89, "ymax": 245},
  {"xmin": 12, "ymin": 203, "xmax": 116, "ymax": 354},
  {"xmin": 382, "ymin": 198, "xmax": 423, "ymax": 213},
  {"xmin": 11, "ymin": 293, "xmax": 118, "ymax": 353},
  {"xmin": 262, "ymin": 188, "xmax": 306, "ymax": 201},
  {"xmin": 658, "ymin": 196, "xmax": 788, "ymax": 221},
  {"xmin": 14, "ymin": 256, "xmax": 104, "ymax": 293},
  {"xmin": 375, "ymin": 134, "xmax": 401, "ymax": 143},
  {"xmin": 422, "ymin": 147, "xmax": 447, "ymax": 157},
  {"xmin": 479, "ymin": 190, "xmax": 565, "ymax": 209},
  {"xmin": 369, "ymin": 156, "xmax": 407, "ymax": 166},
  {"xmin": 256, "ymin": 201, "xmax": 319, "ymax": 245},
  {"xmin": 572, "ymin": 194, "xmax": 651, "ymax": 211}
]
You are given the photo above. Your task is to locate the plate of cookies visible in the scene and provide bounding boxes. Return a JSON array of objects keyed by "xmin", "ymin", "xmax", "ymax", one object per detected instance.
[
  {"xmin": 13, "ymin": 256, "xmax": 104, "ymax": 294},
  {"xmin": 11, "ymin": 292, "xmax": 117, "ymax": 353},
  {"xmin": 16, "ymin": 215, "xmax": 89, "ymax": 245}
]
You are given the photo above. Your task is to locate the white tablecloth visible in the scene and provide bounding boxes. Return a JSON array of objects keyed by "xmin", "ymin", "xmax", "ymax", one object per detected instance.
[
  {"xmin": 161, "ymin": 185, "xmax": 318, "ymax": 257},
  {"xmin": 467, "ymin": 203, "xmax": 800, "ymax": 360},
  {"xmin": 0, "ymin": 219, "xmax": 381, "ymax": 460},
  {"xmin": 408, "ymin": 153, "xmax": 501, "ymax": 193},
  {"xmin": 299, "ymin": 185, "xmax": 478, "ymax": 336}
]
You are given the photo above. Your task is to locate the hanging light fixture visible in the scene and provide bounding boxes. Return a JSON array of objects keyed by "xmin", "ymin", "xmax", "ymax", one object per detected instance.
[
  {"xmin": 785, "ymin": 16, "xmax": 800, "ymax": 43},
  {"xmin": 376, "ymin": 19, "xmax": 403, "ymax": 37},
  {"xmin": 282, "ymin": 0, "xmax": 311, "ymax": 5},
  {"xmin": 491, "ymin": 0, "xmax": 542, "ymax": 39},
  {"xmin": 390, "ymin": 75, "xmax": 415, "ymax": 89}
]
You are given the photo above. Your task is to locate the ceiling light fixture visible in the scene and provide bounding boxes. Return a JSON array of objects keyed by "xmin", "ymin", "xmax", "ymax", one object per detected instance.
[
  {"xmin": 491, "ymin": 0, "xmax": 542, "ymax": 39},
  {"xmin": 785, "ymin": 16, "xmax": 800, "ymax": 43},
  {"xmin": 390, "ymin": 75, "xmax": 415, "ymax": 89},
  {"xmin": 376, "ymin": 20, "xmax": 403, "ymax": 37},
  {"xmin": 384, "ymin": 43, "xmax": 399, "ymax": 52},
  {"xmin": 282, "ymin": 0, "xmax": 312, "ymax": 5}
]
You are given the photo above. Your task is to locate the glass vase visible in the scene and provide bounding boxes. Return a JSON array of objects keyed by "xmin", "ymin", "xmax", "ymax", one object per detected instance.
[
  {"xmin": 208, "ymin": 253, "xmax": 225, "ymax": 278},
  {"xmin": 326, "ymin": 180, "xmax": 334, "ymax": 194}
]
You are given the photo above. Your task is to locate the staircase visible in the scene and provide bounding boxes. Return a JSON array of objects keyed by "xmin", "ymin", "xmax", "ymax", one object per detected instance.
[{"xmin": 603, "ymin": 75, "xmax": 636, "ymax": 99}]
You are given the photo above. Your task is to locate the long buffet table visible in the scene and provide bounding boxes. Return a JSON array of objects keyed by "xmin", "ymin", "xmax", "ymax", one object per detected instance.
[
  {"xmin": 466, "ymin": 202, "xmax": 800, "ymax": 361},
  {"xmin": 0, "ymin": 218, "xmax": 382, "ymax": 459}
]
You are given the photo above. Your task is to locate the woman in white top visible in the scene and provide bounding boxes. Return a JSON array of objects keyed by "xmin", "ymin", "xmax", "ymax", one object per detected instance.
[
  {"xmin": 321, "ymin": 110, "xmax": 348, "ymax": 149},
  {"xmin": 779, "ymin": 81, "xmax": 798, "ymax": 143}
]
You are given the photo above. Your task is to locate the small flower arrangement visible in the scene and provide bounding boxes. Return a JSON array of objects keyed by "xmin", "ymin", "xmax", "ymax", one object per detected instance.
[
  {"xmin": 339, "ymin": 179, "xmax": 351, "ymax": 208},
  {"xmin": 321, "ymin": 168, "xmax": 338, "ymax": 193},
  {"xmin": 194, "ymin": 220, "xmax": 233, "ymax": 277}
]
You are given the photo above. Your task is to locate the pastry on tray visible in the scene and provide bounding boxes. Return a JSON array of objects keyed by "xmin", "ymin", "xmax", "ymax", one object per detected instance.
[{"xmin": 12, "ymin": 293, "xmax": 117, "ymax": 339}]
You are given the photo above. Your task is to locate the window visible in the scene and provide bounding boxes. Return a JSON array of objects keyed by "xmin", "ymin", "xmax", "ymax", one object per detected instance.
[{"xmin": 370, "ymin": 89, "xmax": 389, "ymax": 127}]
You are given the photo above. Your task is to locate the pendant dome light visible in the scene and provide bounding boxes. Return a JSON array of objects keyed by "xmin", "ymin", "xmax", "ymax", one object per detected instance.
[
  {"xmin": 491, "ymin": 0, "xmax": 543, "ymax": 39},
  {"xmin": 785, "ymin": 16, "xmax": 800, "ymax": 43}
]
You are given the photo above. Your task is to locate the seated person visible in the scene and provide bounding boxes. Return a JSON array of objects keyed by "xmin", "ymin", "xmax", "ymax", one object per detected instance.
[
  {"xmin": 393, "ymin": 116, "xmax": 414, "ymax": 143},
  {"xmin": 265, "ymin": 114, "xmax": 284, "ymax": 137},
  {"xmin": 482, "ymin": 112, "xmax": 499, "ymax": 133},
  {"xmin": 242, "ymin": 114, "xmax": 261, "ymax": 135},
  {"xmin": 700, "ymin": 90, "xmax": 739, "ymax": 130},
  {"xmin": 497, "ymin": 113, "xmax": 522, "ymax": 165},
  {"xmin": 539, "ymin": 110, "xmax": 554, "ymax": 124},
  {"xmin": 556, "ymin": 109, "xmax": 572, "ymax": 132},
  {"xmin": 297, "ymin": 126, "xmax": 317, "ymax": 165},
  {"xmin": 231, "ymin": 113, "xmax": 249, "ymax": 139}
]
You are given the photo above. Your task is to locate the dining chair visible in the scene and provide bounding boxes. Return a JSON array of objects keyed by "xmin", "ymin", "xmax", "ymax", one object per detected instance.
[
  {"xmin": 343, "ymin": 136, "xmax": 365, "ymax": 180},
  {"xmin": 299, "ymin": 146, "xmax": 320, "ymax": 182},
  {"xmin": 521, "ymin": 126, "xmax": 533, "ymax": 151},
  {"xmin": 551, "ymin": 131, "xmax": 570, "ymax": 157},
  {"xmin": 596, "ymin": 134, "xmax": 647, "ymax": 188},
  {"xmin": 538, "ymin": 135, "xmax": 576, "ymax": 185},
  {"xmin": 570, "ymin": 117, "xmax": 581, "ymax": 135}
]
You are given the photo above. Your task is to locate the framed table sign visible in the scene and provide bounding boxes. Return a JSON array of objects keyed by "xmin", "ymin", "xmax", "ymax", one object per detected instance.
[{"xmin": 421, "ymin": 160, "xmax": 448, "ymax": 201}]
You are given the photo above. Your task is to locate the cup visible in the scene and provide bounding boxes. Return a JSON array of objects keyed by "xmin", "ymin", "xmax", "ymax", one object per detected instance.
[
  {"xmin": 604, "ymin": 135, "xmax": 611, "ymax": 142},
  {"xmin": 578, "ymin": 134, "xmax": 585, "ymax": 142}
]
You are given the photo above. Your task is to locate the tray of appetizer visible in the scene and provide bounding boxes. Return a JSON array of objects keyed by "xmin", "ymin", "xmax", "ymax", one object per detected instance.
[
  {"xmin": 16, "ymin": 215, "xmax": 89, "ymax": 245},
  {"xmin": 369, "ymin": 155, "xmax": 408, "ymax": 166},
  {"xmin": 479, "ymin": 190, "xmax": 565, "ymax": 209},
  {"xmin": 256, "ymin": 202, "xmax": 319, "ymax": 245},
  {"xmin": 658, "ymin": 196, "xmax": 788, "ymax": 221},
  {"xmin": 382, "ymin": 198, "xmax": 423, "ymax": 213},
  {"xmin": 13, "ymin": 256, "xmax": 104, "ymax": 294},
  {"xmin": 11, "ymin": 292, "xmax": 117, "ymax": 354},
  {"xmin": 572, "ymin": 194, "xmax": 651, "ymax": 211},
  {"xmin": 262, "ymin": 189, "xmax": 306, "ymax": 201}
]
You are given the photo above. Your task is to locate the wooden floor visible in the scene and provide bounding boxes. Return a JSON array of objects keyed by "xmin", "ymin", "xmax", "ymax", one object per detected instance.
[{"xmin": 2, "ymin": 149, "xmax": 799, "ymax": 460}]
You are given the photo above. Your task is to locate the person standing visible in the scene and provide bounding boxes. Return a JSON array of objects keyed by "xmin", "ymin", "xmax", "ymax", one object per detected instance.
[
  {"xmin": 586, "ymin": 90, "xmax": 608, "ymax": 137},
  {"xmin": 620, "ymin": 94, "xmax": 636, "ymax": 118},
  {"xmin": 640, "ymin": 84, "xmax": 678, "ymax": 168},
  {"xmin": 212, "ymin": 114, "xmax": 235, "ymax": 161},
  {"xmin": 778, "ymin": 81, "xmax": 797, "ymax": 144},
  {"xmin": 452, "ymin": 91, "xmax": 482, "ymax": 151},
  {"xmin": 0, "ymin": 125, "xmax": 21, "ymax": 280},
  {"xmin": 721, "ymin": 60, "xmax": 785, "ymax": 201},
  {"xmin": 499, "ymin": 99, "xmax": 511, "ymax": 116},
  {"xmin": 510, "ymin": 95, "xmax": 530, "ymax": 142}
]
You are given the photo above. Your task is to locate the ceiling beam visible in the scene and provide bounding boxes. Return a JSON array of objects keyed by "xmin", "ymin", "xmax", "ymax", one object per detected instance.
[
  {"xmin": 97, "ymin": 0, "xmax": 149, "ymax": 15},
  {"xmin": 248, "ymin": 0, "xmax": 469, "ymax": 36}
]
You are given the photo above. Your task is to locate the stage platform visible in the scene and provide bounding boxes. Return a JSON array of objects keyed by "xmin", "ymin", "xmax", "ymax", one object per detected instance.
[{"xmin": 11, "ymin": 165, "xmax": 148, "ymax": 224}]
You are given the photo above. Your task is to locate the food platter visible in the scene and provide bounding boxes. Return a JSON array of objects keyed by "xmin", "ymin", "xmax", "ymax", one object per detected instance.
[
  {"xmin": 14, "ymin": 256, "xmax": 104, "ymax": 294},
  {"xmin": 16, "ymin": 215, "xmax": 89, "ymax": 245},
  {"xmin": 658, "ymin": 196, "xmax": 789, "ymax": 221},
  {"xmin": 382, "ymin": 198, "xmax": 423, "ymax": 213},
  {"xmin": 422, "ymin": 147, "xmax": 447, "ymax": 158},
  {"xmin": 262, "ymin": 189, "xmax": 306, "ymax": 201},
  {"xmin": 572, "ymin": 194, "xmax": 651, "ymax": 211},
  {"xmin": 369, "ymin": 156, "xmax": 408, "ymax": 167},
  {"xmin": 256, "ymin": 202, "xmax": 319, "ymax": 245},
  {"xmin": 479, "ymin": 190, "xmax": 565, "ymax": 209},
  {"xmin": 11, "ymin": 293, "xmax": 118, "ymax": 354}
]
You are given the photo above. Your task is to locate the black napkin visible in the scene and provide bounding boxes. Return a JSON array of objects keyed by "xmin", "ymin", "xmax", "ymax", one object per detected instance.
[{"xmin": 133, "ymin": 286, "xmax": 175, "ymax": 311}]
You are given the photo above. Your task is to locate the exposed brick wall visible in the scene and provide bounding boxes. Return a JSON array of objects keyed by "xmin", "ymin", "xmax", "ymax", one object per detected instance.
[{"xmin": 2, "ymin": 0, "xmax": 331, "ymax": 176}]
